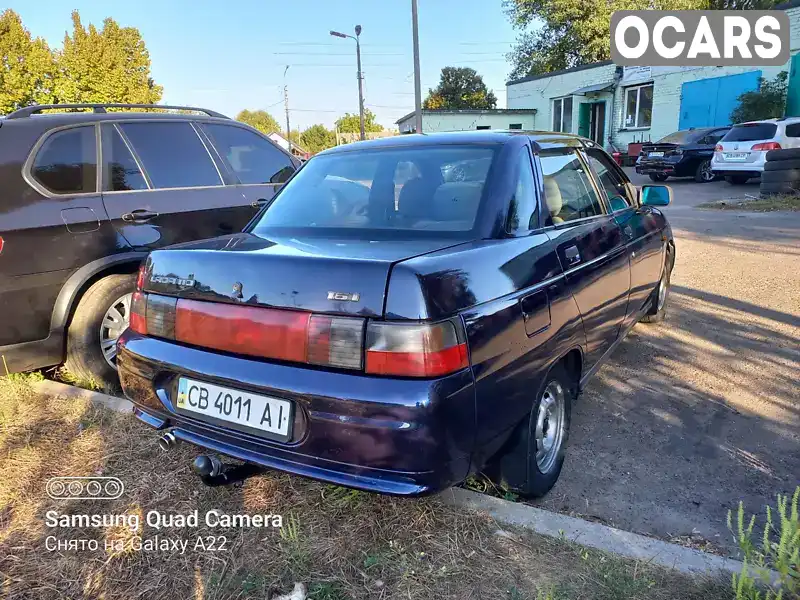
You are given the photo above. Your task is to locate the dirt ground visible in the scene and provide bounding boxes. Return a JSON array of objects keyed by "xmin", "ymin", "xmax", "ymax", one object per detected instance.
[{"xmin": 533, "ymin": 172, "xmax": 800, "ymax": 555}]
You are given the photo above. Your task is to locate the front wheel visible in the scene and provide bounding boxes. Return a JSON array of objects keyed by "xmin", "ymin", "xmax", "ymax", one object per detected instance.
[
  {"xmin": 641, "ymin": 249, "xmax": 672, "ymax": 324},
  {"xmin": 649, "ymin": 173, "xmax": 668, "ymax": 182},
  {"xmin": 485, "ymin": 364, "xmax": 574, "ymax": 498}
]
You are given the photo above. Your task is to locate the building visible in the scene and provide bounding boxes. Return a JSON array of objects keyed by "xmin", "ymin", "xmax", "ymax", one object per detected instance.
[
  {"xmin": 395, "ymin": 109, "xmax": 539, "ymax": 134},
  {"xmin": 505, "ymin": 1, "xmax": 800, "ymax": 151},
  {"xmin": 267, "ymin": 132, "xmax": 310, "ymax": 159}
]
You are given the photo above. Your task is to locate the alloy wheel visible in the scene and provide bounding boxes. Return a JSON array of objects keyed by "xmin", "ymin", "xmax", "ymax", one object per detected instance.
[
  {"xmin": 100, "ymin": 293, "xmax": 132, "ymax": 369},
  {"xmin": 700, "ymin": 160, "xmax": 714, "ymax": 182}
]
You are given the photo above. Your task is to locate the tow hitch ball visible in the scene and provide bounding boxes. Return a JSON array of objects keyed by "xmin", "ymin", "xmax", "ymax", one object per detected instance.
[{"xmin": 191, "ymin": 454, "xmax": 265, "ymax": 487}]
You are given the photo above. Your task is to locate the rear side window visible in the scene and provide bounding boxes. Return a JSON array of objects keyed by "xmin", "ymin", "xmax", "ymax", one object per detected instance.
[
  {"xmin": 539, "ymin": 149, "xmax": 603, "ymax": 224},
  {"xmin": 119, "ymin": 122, "xmax": 222, "ymax": 189},
  {"xmin": 101, "ymin": 125, "xmax": 148, "ymax": 192},
  {"xmin": 31, "ymin": 126, "xmax": 97, "ymax": 194},
  {"xmin": 785, "ymin": 123, "xmax": 800, "ymax": 137},
  {"xmin": 507, "ymin": 147, "xmax": 539, "ymax": 233},
  {"xmin": 723, "ymin": 123, "xmax": 778, "ymax": 142},
  {"xmin": 204, "ymin": 124, "xmax": 295, "ymax": 184}
]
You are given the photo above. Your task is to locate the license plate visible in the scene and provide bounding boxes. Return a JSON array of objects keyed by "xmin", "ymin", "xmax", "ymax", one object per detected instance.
[
  {"xmin": 648, "ymin": 151, "xmax": 664, "ymax": 158},
  {"xmin": 724, "ymin": 152, "xmax": 748, "ymax": 160},
  {"xmin": 176, "ymin": 377, "xmax": 293, "ymax": 440}
]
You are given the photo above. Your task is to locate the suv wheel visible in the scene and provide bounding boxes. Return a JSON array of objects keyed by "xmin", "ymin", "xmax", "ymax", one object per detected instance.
[
  {"xmin": 725, "ymin": 175, "xmax": 751, "ymax": 185},
  {"xmin": 64, "ymin": 273, "xmax": 137, "ymax": 388},
  {"xmin": 695, "ymin": 159, "xmax": 715, "ymax": 183},
  {"xmin": 485, "ymin": 364, "xmax": 574, "ymax": 498}
]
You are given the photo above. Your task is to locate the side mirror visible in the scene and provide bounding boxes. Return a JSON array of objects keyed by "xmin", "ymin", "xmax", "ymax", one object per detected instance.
[{"xmin": 641, "ymin": 185, "xmax": 672, "ymax": 207}]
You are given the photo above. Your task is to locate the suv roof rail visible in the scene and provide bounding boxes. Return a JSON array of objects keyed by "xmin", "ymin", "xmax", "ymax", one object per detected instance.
[{"xmin": 4, "ymin": 103, "xmax": 229, "ymax": 120}]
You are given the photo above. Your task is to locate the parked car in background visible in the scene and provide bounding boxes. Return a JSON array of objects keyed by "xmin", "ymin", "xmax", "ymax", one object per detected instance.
[
  {"xmin": 635, "ymin": 127, "xmax": 729, "ymax": 183},
  {"xmin": 118, "ymin": 131, "xmax": 675, "ymax": 498},
  {"xmin": 712, "ymin": 117, "xmax": 800, "ymax": 184},
  {"xmin": 0, "ymin": 103, "xmax": 299, "ymax": 388}
]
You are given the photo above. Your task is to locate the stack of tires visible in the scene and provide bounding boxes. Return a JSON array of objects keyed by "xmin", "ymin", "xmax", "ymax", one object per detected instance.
[{"xmin": 760, "ymin": 148, "xmax": 800, "ymax": 196}]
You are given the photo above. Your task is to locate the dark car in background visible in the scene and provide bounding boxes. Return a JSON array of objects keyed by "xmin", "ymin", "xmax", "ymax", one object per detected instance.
[
  {"xmin": 118, "ymin": 131, "xmax": 675, "ymax": 498},
  {"xmin": 0, "ymin": 103, "xmax": 299, "ymax": 388},
  {"xmin": 635, "ymin": 127, "xmax": 730, "ymax": 183}
]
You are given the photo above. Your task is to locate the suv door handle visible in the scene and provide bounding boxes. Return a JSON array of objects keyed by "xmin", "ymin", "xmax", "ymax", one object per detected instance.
[
  {"xmin": 121, "ymin": 209, "xmax": 159, "ymax": 223},
  {"xmin": 565, "ymin": 245, "xmax": 581, "ymax": 266}
]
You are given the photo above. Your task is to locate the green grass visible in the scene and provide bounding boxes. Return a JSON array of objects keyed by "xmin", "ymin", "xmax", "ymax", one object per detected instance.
[{"xmin": 697, "ymin": 194, "xmax": 800, "ymax": 212}]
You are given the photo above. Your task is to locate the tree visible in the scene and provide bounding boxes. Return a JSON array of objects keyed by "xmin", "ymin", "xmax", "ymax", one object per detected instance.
[
  {"xmin": 335, "ymin": 109, "xmax": 383, "ymax": 134},
  {"xmin": 423, "ymin": 67, "xmax": 497, "ymax": 110},
  {"xmin": 236, "ymin": 109, "xmax": 281, "ymax": 135},
  {"xmin": 0, "ymin": 10, "xmax": 56, "ymax": 114},
  {"xmin": 55, "ymin": 11, "xmax": 162, "ymax": 104},
  {"xmin": 730, "ymin": 72, "xmax": 788, "ymax": 123},
  {"xmin": 301, "ymin": 124, "xmax": 336, "ymax": 154},
  {"xmin": 504, "ymin": 0, "xmax": 784, "ymax": 79}
]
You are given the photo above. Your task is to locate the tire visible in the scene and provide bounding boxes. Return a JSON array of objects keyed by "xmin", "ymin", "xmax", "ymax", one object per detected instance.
[
  {"xmin": 641, "ymin": 247, "xmax": 673, "ymax": 324},
  {"xmin": 766, "ymin": 148, "xmax": 800, "ymax": 162},
  {"xmin": 764, "ymin": 159, "xmax": 800, "ymax": 172},
  {"xmin": 759, "ymin": 182, "xmax": 799, "ymax": 195},
  {"xmin": 64, "ymin": 273, "xmax": 137, "ymax": 389},
  {"xmin": 725, "ymin": 175, "xmax": 751, "ymax": 185},
  {"xmin": 694, "ymin": 159, "xmax": 714, "ymax": 183},
  {"xmin": 485, "ymin": 363, "xmax": 574, "ymax": 498},
  {"xmin": 760, "ymin": 169, "xmax": 800, "ymax": 185},
  {"xmin": 649, "ymin": 173, "xmax": 668, "ymax": 182}
]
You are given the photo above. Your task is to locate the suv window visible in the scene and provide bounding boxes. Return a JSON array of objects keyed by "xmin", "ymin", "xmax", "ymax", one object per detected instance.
[
  {"xmin": 204, "ymin": 124, "xmax": 295, "ymax": 184},
  {"xmin": 585, "ymin": 148, "xmax": 633, "ymax": 211},
  {"xmin": 539, "ymin": 149, "xmax": 603, "ymax": 224},
  {"xmin": 723, "ymin": 123, "xmax": 778, "ymax": 142},
  {"xmin": 785, "ymin": 123, "xmax": 800, "ymax": 138},
  {"xmin": 119, "ymin": 122, "xmax": 222, "ymax": 189},
  {"xmin": 507, "ymin": 147, "xmax": 539, "ymax": 233},
  {"xmin": 31, "ymin": 126, "xmax": 97, "ymax": 194},
  {"xmin": 101, "ymin": 125, "xmax": 148, "ymax": 192}
]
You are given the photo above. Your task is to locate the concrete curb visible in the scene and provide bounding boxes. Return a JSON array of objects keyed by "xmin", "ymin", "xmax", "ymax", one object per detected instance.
[
  {"xmin": 442, "ymin": 487, "xmax": 745, "ymax": 577},
  {"xmin": 35, "ymin": 379, "xmax": 133, "ymax": 413}
]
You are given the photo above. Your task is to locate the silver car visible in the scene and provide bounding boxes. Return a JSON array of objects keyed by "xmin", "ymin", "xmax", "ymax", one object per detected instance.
[{"xmin": 711, "ymin": 117, "xmax": 800, "ymax": 184}]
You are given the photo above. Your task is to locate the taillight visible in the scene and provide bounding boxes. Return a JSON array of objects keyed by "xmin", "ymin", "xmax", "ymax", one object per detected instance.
[
  {"xmin": 751, "ymin": 142, "xmax": 781, "ymax": 151},
  {"xmin": 130, "ymin": 292, "xmax": 148, "ymax": 335},
  {"xmin": 136, "ymin": 263, "xmax": 146, "ymax": 291},
  {"xmin": 0, "ymin": 236, "xmax": 4, "ymax": 255},
  {"xmin": 307, "ymin": 315, "xmax": 364, "ymax": 370},
  {"xmin": 365, "ymin": 320, "xmax": 469, "ymax": 378},
  {"xmin": 715, "ymin": 144, "xmax": 723, "ymax": 152}
]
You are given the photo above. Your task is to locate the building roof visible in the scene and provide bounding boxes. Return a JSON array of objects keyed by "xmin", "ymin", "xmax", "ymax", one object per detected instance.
[
  {"xmin": 571, "ymin": 81, "xmax": 615, "ymax": 95},
  {"xmin": 507, "ymin": 60, "xmax": 614, "ymax": 87},
  {"xmin": 394, "ymin": 108, "xmax": 539, "ymax": 125}
]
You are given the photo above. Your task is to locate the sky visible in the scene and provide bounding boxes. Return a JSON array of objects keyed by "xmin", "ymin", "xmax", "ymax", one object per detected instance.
[{"xmin": 10, "ymin": 0, "xmax": 521, "ymax": 131}]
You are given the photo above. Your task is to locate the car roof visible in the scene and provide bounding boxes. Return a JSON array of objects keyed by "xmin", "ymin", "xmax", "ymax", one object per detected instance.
[
  {"xmin": 317, "ymin": 130, "xmax": 590, "ymax": 155},
  {"xmin": 0, "ymin": 111, "xmax": 231, "ymax": 128}
]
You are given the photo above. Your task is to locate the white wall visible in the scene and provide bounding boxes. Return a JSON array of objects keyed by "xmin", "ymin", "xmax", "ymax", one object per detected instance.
[{"xmin": 397, "ymin": 112, "xmax": 538, "ymax": 133}]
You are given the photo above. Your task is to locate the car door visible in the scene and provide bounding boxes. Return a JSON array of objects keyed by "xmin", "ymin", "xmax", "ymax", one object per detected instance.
[
  {"xmin": 201, "ymin": 122, "xmax": 297, "ymax": 211},
  {"xmin": 539, "ymin": 147, "xmax": 631, "ymax": 370},
  {"xmin": 100, "ymin": 120, "xmax": 256, "ymax": 250},
  {"xmin": 584, "ymin": 147, "xmax": 664, "ymax": 330}
]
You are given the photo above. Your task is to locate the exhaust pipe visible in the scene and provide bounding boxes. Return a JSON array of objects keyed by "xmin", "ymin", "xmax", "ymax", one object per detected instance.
[{"xmin": 158, "ymin": 431, "xmax": 177, "ymax": 451}]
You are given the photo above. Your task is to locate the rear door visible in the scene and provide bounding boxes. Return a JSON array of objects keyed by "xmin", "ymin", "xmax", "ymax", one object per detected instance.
[
  {"xmin": 540, "ymin": 147, "xmax": 630, "ymax": 370},
  {"xmin": 101, "ymin": 120, "xmax": 256, "ymax": 250},
  {"xmin": 201, "ymin": 122, "xmax": 297, "ymax": 211}
]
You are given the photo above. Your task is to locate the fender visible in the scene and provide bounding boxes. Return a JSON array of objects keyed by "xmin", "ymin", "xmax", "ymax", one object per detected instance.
[{"xmin": 50, "ymin": 252, "xmax": 149, "ymax": 333}]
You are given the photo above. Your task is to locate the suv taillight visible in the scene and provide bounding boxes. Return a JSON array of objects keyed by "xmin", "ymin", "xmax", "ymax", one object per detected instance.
[
  {"xmin": 751, "ymin": 142, "xmax": 781, "ymax": 151},
  {"xmin": 714, "ymin": 144, "xmax": 723, "ymax": 152},
  {"xmin": 365, "ymin": 320, "xmax": 468, "ymax": 377}
]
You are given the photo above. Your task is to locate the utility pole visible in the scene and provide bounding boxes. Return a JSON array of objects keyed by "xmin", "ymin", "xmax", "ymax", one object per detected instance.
[
  {"xmin": 283, "ymin": 65, "xmax": 291, "ymax": 148},
  {"xmin": 411, "ymin": 0, "xmax": 422, "ymax": 135}
]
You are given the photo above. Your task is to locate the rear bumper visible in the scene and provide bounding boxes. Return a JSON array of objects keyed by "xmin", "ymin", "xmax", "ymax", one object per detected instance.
[
  {"xmin": 711, "ymin": 152, "xmax": 766, "ymax": 174},
  {"xmin": 117, "ymin": 331, "xmax": 476, "ymax": 496},
  {"xmin": 635, "ymin": 158, "xmax": 690, "ymax": 177}
]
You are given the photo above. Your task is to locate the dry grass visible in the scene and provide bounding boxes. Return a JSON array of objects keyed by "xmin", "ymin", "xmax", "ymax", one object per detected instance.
[
  {"xmin": 697, "ymin": 194, "xmax": 800, "ymax": 212},
  {"xmin": 0, "ymin": 376, "xmax": 733, "ymax": 600}
]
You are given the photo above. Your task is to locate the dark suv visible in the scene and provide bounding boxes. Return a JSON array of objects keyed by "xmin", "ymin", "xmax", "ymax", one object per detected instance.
[{"xmin": 0, "ymin": 103, "xmax": 299, "ymax": 387}]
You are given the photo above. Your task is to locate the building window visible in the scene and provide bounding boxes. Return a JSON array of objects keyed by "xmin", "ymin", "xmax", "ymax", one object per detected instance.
[
  {"xmin": 509, "ymin": 123, "xmax": 523, "ymax": 130},
  {"xmin": 552, "ymin": 97, "xmax": 573, "ymax": 133},
  {"xmin": 623, "ymin": 84, "xmax": 653, "ymax": 129},
  {"xmin": 476, "ymin": 125, "xmax": 491, "ymax": 130}
]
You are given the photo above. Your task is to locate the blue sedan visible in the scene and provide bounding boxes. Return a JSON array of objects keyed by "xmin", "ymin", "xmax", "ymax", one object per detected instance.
[{"xmin": 117, "ymin": 131, "xmax": 675, "ymax": 497}]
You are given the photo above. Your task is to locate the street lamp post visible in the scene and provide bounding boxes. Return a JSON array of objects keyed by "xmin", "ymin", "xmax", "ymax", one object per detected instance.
[{"xmin": 330, "ymin": 25, "xmax": 366, "ymax": 141}]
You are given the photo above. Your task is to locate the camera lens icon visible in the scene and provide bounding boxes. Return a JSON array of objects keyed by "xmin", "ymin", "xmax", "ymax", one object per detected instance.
[{"xmin": 46, "ymin": 477, "xmax": 124, "ymax": 500}]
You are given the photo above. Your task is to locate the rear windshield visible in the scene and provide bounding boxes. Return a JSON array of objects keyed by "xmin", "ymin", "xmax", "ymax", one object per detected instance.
[
  {"xmin": 723, "ymin": 123, "xmax": 778, "ymax": 142},
  {"xmin": 253, "ymin": 145, "xmax": 496, "ymax": 238},
  {"xmin": 656, "ymin": 130, "xmax": 704, "ymax": 144}
]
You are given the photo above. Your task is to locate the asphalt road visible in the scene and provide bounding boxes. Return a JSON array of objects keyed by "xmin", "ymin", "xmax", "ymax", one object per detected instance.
[{"xmin": 533, "ymin": 170, "xmax": 800, "ymax": 556}]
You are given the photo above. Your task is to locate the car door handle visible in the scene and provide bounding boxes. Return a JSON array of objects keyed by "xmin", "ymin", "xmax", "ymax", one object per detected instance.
[
  {"xmin": 250, "ymin": 198, "xmax": 270, "ymax": 208},
  {"xmin": 121, "ymin": 209, "xmax": 159, "ymax": 223},
  {"xmin": 565, "ymin": 245, "xmax": 581, "ymax": 266}
]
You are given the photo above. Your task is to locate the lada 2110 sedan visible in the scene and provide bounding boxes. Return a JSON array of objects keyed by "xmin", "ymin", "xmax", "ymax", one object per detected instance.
[{"xmin": 118, "ymin": 131, "xmax": 675, "ymax": 498}]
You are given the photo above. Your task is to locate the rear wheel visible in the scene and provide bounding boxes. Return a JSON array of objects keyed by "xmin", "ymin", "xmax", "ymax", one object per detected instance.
[
  {"xmin": 64, "ymin": 274, "xmax": 136, "ymax": 389},
  {"xmin": 725, "ymin": 175, "xmax": 751, "ymax": 185},
  {"xmin": 694, "ymin": 159, "xmax": 715, "ymax": 183},
  {"xmin": 485, "ymin": 364, "xmax": 574, "ymax": 498},
  {"xmin": 649, "ymin": 173, "xmax": 668, "ymax": 182}
]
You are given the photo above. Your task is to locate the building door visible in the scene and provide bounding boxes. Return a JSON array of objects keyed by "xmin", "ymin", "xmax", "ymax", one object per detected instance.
[
  {"xmin": 788, "ymin": 54, "xmax": 800, "ymax": 117},
  {"xmin": 679, "ymin": 71, "xmax": 761, "ymax": 129},
  {"xmin": 578, "ymin": 102, "xmax": 605, "ymax": 144}
]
